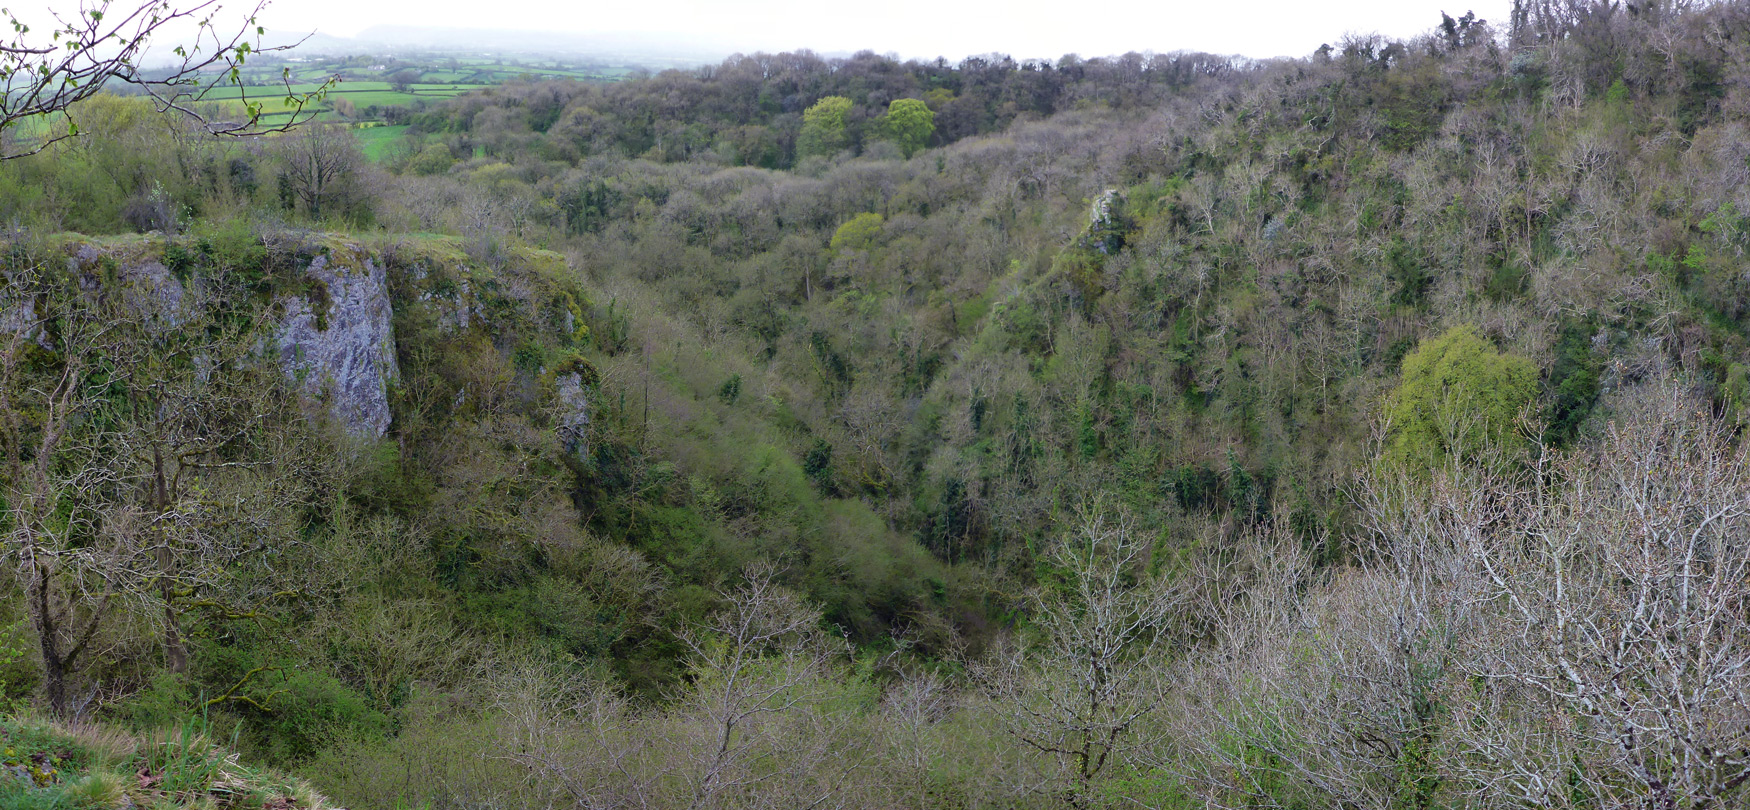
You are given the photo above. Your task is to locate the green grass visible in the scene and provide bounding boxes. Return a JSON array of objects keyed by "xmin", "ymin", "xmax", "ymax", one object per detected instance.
[
  {"xmin": 193, "ymin": 81, "xmax": 491, "ymax": 114},
  {"xmin": 195, "ymin": 81, "xmax": 332, "ymax": 97},
  {"xmin": 2, "ymin": 113, "xmax": 55, "ymax": 140},
  {"xmin": 0, "ymin": 50, "xmax": 629, "ymax": 152},
  {"xmin": 328, "ymin": 90, "xmax": 432, "ymax": 108}
]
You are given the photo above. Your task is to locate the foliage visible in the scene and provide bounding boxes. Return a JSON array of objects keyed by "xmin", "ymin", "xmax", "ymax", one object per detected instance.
[
  {"xmin": 829, "ymin": 212, "xmax": 884, "ymax": 254},
  {"xmin": 882, "ymin": 99, "xmax": 936, "ymax": 158},
  {"xmin": 241, "ymin": 671, "xmax": 390, "ymax": 764},
  {"xmin": 1386, "ymin": 325, "xmax": 1538, "ymax": 472},
  {"xmin": 9, "ymin": 3, "xmax": 1750, "ymax": 809},
  {"xmin": 797, "ymin": 96, "xmax": 854, "ymax": 158}
]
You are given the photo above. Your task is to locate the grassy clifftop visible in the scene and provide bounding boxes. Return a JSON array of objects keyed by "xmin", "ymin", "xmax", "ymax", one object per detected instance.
[{"xmin": 0, "ymin": 714, "xmax": 332, "ymax": 810}]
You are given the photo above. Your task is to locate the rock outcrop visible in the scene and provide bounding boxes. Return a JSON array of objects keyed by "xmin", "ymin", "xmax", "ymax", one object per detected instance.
[
  {"xmin": 1085, "ymin": 189, "xmax": 1125, "ymax": 255},
  {"xmin": 71, "ymin": 243, "xmax": 188, "ymax": 329},
  {"xmin": 11, "ymin": 232, "xmax": 588, "ymax": 446},
  {"xmin": 275, "ymin": 248, "xmax": 399, "ymax": 437},
  {"xmin": 556, "ymin": 370, "xmax": 591, "ymax": 455},
  {"xmin": 0, "ymin": 284, "xmax": 42, "ymax": 347}
]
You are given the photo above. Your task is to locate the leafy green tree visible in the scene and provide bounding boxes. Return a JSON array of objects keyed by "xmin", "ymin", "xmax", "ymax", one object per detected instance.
[
  {"xmin": 881, "ymin": 98, "xmax": 935, "ymax": 158},
  {"xmin": 829, "ymin": 212, "xmax": 884, "ymax": 254},
  {"xmin": 1386, "ymin": 325, "xmax": 1537, "ymax": 472},
  {"xmin": 797, "ymin": 96, "xmax": 853, "ymax": 158},
  {"xmin": 405, "ymin": 142, "xmax": 455, "ymax": 176}
]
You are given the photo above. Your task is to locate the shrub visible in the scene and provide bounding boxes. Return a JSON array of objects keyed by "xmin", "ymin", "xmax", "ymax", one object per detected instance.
[{"xmin": 248, "ymin": 671, "xmax": 390, "ymax": 764}]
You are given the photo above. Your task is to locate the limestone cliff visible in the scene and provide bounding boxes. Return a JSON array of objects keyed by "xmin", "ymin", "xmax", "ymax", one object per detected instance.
[
  {"xmin": 8, "ymin": 231, "xmax": 593, "ymax": 446},
  {"xmin": 274, "ymin": 247, "xmax": 399, "ymax": 438}
]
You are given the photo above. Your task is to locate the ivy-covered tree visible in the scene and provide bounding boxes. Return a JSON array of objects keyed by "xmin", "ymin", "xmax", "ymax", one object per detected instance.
[{"xmin": 829, "ymin": 212, "xmax": 884, "ymax": 254}]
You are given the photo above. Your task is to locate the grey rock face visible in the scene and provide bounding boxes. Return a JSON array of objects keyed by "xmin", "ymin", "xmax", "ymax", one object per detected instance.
[
  {"xmin": 3, "ymin": 245, "xmax": 188, "ymax": 349},
  {"xmin": 67, "ymin": 242, "xmax": 187, "ymax": 330},
  {"xmin": 1086, "ymin": 188, "xmax": 1124, "ymax": 255},
  {"xmin": 1089, "ymin": 189, "xmax": 1118, "ymax": 229},
  {"xmin": 0, "ymin": 288, "xmax": 40, "ymax": 347},
  {"xmin": 424, "ymin": 276, "xmax": 474, "ymax": 333},
  {"xmin": 276, "ymin": 251, "xmax": 399, "ymax": 437},
  {"xmin": 556, "ymin": 371, "xmax": 591, "ymax": 455},
  {"xmin": 406, "ymin": 259, "xmax": 475, "ymax": 333},
  {"xmin": 115, "ymin": 260, "xmax": 186, "ymax": 331}
]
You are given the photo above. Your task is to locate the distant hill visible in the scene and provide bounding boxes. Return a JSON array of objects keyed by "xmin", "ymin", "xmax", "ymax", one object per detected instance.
[{"xmin": 259, "ymin": 24, "xmax": 726, "ymax": 69}]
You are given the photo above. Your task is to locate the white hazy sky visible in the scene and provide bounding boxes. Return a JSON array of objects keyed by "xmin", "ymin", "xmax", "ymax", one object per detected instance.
[{"xmin": 34, "ymin": 0, "xmax": 1519, "ymax": 62}]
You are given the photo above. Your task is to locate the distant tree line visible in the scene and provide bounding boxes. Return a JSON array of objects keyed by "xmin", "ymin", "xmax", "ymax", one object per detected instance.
[{"xmin": 408, "ymin": 48, "xmax": 1240, "ymax": 168}]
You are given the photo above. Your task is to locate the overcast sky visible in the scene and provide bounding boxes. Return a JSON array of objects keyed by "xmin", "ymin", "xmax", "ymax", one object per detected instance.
[{"xmin": 34, "ymin": 0, "xmax": 1518, "ymax": 62}]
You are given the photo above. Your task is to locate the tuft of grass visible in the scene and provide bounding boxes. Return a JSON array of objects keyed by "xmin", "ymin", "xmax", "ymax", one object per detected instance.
[
  {"xmin": 57, "ymin": 722, "xmax": 138, "ymax": 771},
  {"xmin": 57, "ymin": 771, "xmax": 127, "ymax": 809}
]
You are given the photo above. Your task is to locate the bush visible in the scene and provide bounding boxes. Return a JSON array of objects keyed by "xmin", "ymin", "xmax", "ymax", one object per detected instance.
[
  {"xmin": 112, "ymin": 672, "xmax": 196, "ymax": 732},
  {"xmin": 247, "ymin": 671, "xmax": 390, "ymax": 764}
]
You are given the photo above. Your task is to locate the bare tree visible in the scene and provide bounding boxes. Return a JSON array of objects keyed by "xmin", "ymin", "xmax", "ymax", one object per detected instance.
[
  {"xmin": 494, "ymin": 566, "xmax": 863, "ymax": 810},
  {"xmin": 666, "ymin": 566, "xmax": 861, "ymax": 810},
  {"xmin": 1434, "ymin": 383, "xmax": 1750, "ymax": 810},
  {"xmin": 108, "ymin": 280, "xmax": 306, "ymax": 675},
  {"xmin": 0, "ymin": 246, "xmax": 307, "ymax": 715},
  {"xmin": 879, "ymin": 671, "xmax": 952, "ymax": 810},
  {"xmin": 276, "ymin": 122, "xmax": 366, "ymax": 221},
  {"xmin": 1145, "ymin": 381, "xmax": 1750, "ymax": 810},
  {"xmin": 1, "ymin": 0, "xmax": 330, "ymax": 158},
  {"xmin": 987, "ymin": 502, "xmax": 1185, "ymax": 808},
  {"xmin": 493, "ymin": 659, "xmax": 653, "ymax": 810},
  {"xmin": 387, "ymin": 68, "xmax": 421, "ymax": 94},
  {"xmin": 1, "ymin": 274, "xmax": 128, "ymax": 717},
  {"xmin": 1147, "ymin": 512, "xmax": 1458, "ymax": 810}
]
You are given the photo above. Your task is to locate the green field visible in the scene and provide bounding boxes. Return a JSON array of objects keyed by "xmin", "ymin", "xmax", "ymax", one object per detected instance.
[
  {"xmin": 334, "ymin": 89, "xmax": 474, "ymax": 107},
  {"xmin": 187, "ymin": 79, "xmax": 491, "ymax": 124},
  {"xmin": 0, "ymin": 50, "xmax": 629, "ymax": 159},
  {"xmin": 353, "ymin": 124, "xmax": 414, "ymax": 161},
  {"xmin": 324, "ymin": 80, "xmax": 394, "ymax": 92}
]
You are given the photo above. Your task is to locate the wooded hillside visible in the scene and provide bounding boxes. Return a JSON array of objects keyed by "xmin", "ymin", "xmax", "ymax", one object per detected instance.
[{"xmin": 5, "ymin": 2, "xmax": 1750, "ymax": 808}]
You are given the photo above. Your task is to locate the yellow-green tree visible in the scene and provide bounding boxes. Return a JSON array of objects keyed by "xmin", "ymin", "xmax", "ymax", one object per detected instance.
[
  {"xmin": 797, "ymin": 96, "xmax": 854, "ymax": 158},
  {"xmin": 881, "ymin": 98, "xmax": 935, "ymax": 158},
  {"xmin": 829, "ymin": 212, "xmax": 884, "ymax": 254},
  {"xmin": 1386, "ymin": 325, "xmax": 1537, "ymax": 472}
]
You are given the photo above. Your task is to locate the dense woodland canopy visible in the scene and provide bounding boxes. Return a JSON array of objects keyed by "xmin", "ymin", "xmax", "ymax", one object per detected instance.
[{"xmin": 6, "ymin": 1, "xmax": 1750, "ymax": 808}]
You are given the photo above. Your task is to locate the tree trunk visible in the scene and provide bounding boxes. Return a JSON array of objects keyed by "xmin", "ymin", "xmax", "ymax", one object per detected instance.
[
  {"xmin": 39, "ymin": 642, "xmax": 66, "ymax": 718},
  {"xmin": 162, "ymin": 600, "xmax": 187, "ymax": 674},
  {"xmin": 29, "ymin": 563, "xmax": 67, "ymax": 717},
  {"xmin": 153, "ymin": 447, "xmax": 188, "ymax": 674}
]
